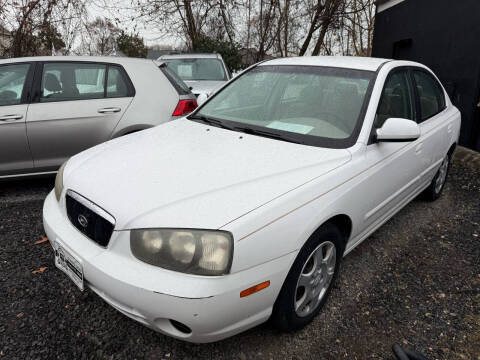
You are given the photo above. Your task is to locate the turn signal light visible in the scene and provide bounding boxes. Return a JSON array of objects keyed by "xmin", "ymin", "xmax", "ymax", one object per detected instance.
[
  {"xmin": 172, "ymin": 99, "xmax": 198, "ymax": 116},
  {"xmin": 240, "ymin": 281, "xmax": 270, "ymax": 298}
]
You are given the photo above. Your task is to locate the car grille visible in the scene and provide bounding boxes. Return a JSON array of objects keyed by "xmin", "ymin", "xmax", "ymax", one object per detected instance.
[{"xmin": 65, "ymin": 191, "xmax": 115, "ymax": 248}]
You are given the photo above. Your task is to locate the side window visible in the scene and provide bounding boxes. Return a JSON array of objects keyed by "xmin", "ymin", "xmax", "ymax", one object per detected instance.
[
  {"xmin": 413, "ymin": 70, "xmax": 446, "ymax": 121},
  {"xmin": 0, "ymin": 63, "xmax": 30, "ymax": 106},
  {"xmin": 375, "ymin": 70, "xmax": 414, "ymax": 128},
  {"xmin": 40, "ymin": 63, "xmax": 106, "ymax": 102},
  {"xmin": 106, "ymin": 66, "xmax": 129, "ymax": 98}
]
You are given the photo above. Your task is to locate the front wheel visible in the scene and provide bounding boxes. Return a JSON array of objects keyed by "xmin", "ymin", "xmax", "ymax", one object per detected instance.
[
  {"xmin": 422, "ymin": 153, "xmax": 451, "ymax": 201},
  {"xmin": 271, "ymin": 223, "xmax": 343, "ymax": 332}
]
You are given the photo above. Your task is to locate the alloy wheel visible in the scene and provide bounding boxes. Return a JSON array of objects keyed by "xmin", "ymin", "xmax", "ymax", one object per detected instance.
[
  {"xmin": 294, "ymin": 241, "xmax": 336, "ymax": 317},
  {"xmin": 434, "ymin": 155, "xmax": 449, "ymax": 194}
]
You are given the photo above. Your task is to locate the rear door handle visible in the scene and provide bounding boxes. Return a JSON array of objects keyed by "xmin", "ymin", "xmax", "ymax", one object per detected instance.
[
  {"xmin": 98, "ymin": 107, "xmax": 121, "ymax": 114},
  {"xmin": 0, "ymin": 114, "xmax": 23, "ymax": 121},
  {"xmin": 447, "ymin": 123, "xmax": 453, "ymax": 134}
]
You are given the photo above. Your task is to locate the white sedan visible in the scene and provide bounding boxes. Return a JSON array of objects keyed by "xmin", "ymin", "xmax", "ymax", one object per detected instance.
[{"xmin": 43, "ymin": 56, "xmax": 460, "ymax": 343}]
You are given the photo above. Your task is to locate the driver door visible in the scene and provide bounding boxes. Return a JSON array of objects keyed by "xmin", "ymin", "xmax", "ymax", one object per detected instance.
[
  {"xmin": 357, "ymin": 68, "xmax": 424, "ymax": 232},
  {"xmin": 26, "ymin": 61, "xmax": 132, "ymax": 171},
  {"xmin": 0, "ymin": 62, "xmax": 34, "ymax": 176}
]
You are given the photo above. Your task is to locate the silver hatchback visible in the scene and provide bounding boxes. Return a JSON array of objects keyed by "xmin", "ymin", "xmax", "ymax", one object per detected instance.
[{"xmin": 0, "ymin": 56, "xmax": 197, "ymax": 178}]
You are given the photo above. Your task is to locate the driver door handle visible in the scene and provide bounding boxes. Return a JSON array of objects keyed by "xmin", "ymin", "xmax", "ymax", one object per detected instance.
[
  {"xmin": 0, "ymin": 114, "xmax": 23, "ymax": 121},
  {"xmin": 98, "ymin": 107, "xmax": 121, "ymax": 114}
]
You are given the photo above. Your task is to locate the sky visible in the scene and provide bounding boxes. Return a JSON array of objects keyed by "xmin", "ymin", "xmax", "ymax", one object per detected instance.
[{"xmin": 89, "ymin": 1, "xmax": 177, "ymax": 48}]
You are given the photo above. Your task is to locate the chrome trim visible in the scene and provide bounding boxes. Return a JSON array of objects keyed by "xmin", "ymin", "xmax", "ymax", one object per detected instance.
[
  {"xmin": 0, "ymin": 171, "xmax": 57, "ymax": 179},
  {"xmin": 66, "ymin": 190, "xmax": 116, "ymax": 225}
]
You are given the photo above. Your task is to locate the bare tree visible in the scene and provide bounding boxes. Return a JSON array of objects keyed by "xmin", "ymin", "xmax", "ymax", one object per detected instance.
[
  {"xmin": 1, "ymin": 0, "xmax": 87, "ymax": 57},
  {"xmin": 76, "ymin": 17, "xmax": 120, "ymax": 56},
  {"xmin": 244, "ymin": 0, "xmax": 299, "ymax": 61},
  {"xmin": 245, "ymin": 0, "xmax": 252, "ymax": 50},
  {"xmin": 89, "ymin": 0, "xmax": 375, "ymax": 63},
  {"xmin": 253, "ymin": 0, "xmax": 279, "ymax": 60},
  {"xmin": 322, "ymin": 0, "xmax": 375, "ymax": 56},
  {"xmin": 296, "ymin": 0, "xmax": 346, "ymax": 56},
  {"xmin": 346, "ymin": 0, "xmax": 375, "ymax": 56},
  {"xmin": 271, "ymin": 0, "xmax": 302, "ymax": 57},
  {"xmin": 99, "ymin": 0, "xmax": 239, "ymax": 51},
  {"xmin": 57, "ymin": 4, "xmax": 88, "ymax": 55},
  {"xmin": 298, "ymin": 0, "xmax": 326, "ymax": 56},
  {"xmin": 311, "ymin": 0, "xmax": 343, "ymax": 55}
]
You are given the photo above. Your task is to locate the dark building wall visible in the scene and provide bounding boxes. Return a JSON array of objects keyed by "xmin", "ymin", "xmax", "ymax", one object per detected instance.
[{"xmin": 372, "ymin": 0, "xmax": 480, "ymax": 151}]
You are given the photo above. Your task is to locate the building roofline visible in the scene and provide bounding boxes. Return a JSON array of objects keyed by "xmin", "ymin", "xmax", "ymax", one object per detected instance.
[{"xmin": 376, "ymin": 0, "xmax": 406, "ymax": 13}]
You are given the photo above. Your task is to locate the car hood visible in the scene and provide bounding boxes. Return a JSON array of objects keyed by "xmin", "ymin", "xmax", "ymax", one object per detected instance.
[
  {"xmin": 64, "ymin": 119, "xmax": 351, "ymax": 230},
  {"xmin": 184, "ymin": 80, "xmax": 225, "ymax": 95}
]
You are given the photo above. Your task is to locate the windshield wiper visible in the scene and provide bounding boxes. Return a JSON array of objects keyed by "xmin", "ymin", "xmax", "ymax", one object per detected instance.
[
  {"xmin": 188, "ymin": 114, "xmax": 236, "ymax": 130},
  {"xmin": 189, "ymin": 115, "xmax": 304, "ymax": 144},
  {"xmin": 233, "ymin": 126, "xmax": 304, "ymax": 145}
]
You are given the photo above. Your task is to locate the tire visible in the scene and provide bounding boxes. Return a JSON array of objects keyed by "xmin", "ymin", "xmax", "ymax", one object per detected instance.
[
  {"xmin": 422, "ymin": 153, "xmax": 451, "ymax": 201},
  {"xmin": 271, "ymin": 223, "xmax": 344, "ymax": 332}
]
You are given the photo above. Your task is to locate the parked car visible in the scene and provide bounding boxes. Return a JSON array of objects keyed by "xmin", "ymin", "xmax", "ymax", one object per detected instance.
[
  {"xmin": 158, "ymin": 53, "xmax": 231, "ymax": 100},
  {"xmin": 0, "ymin": 56, "xmax": 197, "ymax": 179},
  {"xmin": 43, "ymin": 56, "xmax": 460, "ymax": 343}
]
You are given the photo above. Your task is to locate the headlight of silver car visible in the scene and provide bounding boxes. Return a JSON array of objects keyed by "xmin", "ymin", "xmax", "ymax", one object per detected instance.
[
  {"xmin": 130, "ymin": 229, "xmax": 234, "ymax": 276},
  {"xmin": 54, "ymin": 161, "xmax": 67, "ymax": 201}
]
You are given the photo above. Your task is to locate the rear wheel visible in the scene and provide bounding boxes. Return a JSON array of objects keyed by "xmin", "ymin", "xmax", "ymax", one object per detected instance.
[
  {"xmin": 272, "ymin": 223, "xmax": 343, "ymax": 331},
  {"xmin": 423, "ymin": 153, "xmax": 451, "ymax": 201}
]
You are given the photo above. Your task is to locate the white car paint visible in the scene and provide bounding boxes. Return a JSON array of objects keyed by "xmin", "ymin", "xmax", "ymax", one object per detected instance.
[
  {"xmin": 63, "ymin": 119, "xmax": 351, "ymax": 231},
  {"xmin": 43, "ymin": 56, "xmax": 461, "ymax": 343}
]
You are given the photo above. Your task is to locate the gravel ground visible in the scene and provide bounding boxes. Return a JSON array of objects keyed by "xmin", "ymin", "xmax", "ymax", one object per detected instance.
[{"xmin": 0, "ymin": 155, "xmax": 479, "ymax": 360}]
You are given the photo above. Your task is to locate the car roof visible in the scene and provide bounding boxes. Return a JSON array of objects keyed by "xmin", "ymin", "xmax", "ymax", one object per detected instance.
[
  {"xmin": 159, "ymin": 53, "xmax": 221, "ymax": 60},
  {"xmin": 0, "ymin": 56, "xmax": 154, "ymax": 65},
  {"xmin": 260, "ymin": 56, "xmax": 395, "ymax": 72}
]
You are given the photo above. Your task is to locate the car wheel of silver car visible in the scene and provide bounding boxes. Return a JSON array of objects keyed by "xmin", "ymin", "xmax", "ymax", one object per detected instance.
[
  {"xmin": 423, "ymin": 152, "xmax": 451, "ymax": 201},
  {"xmin": 272, "ymin": 223, "xmax": 343, "ymax": 332}
]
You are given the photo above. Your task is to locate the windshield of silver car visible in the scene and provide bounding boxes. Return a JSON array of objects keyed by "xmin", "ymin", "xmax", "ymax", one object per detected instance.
[
  {"xmin": 165, "ymin": 58, "xmax": 227, "ymax": 81},
  {"xmin": 191, "ymin": 65, "xmax": 375, "ymax": 148}
]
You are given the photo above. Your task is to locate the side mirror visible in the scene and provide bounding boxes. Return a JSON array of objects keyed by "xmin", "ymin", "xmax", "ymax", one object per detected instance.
[{"xmin": 375, "ymin": 118, "xmax": 420, "ymax": 142}]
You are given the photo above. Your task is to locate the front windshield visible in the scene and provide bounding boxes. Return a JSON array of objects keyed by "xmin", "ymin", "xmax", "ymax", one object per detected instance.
[
  {"xmin": 164, "ymin": 58, "xmax": 227, "ymax": 81},
  {"xmin": 194, "ymin": 65, "xmax": 375, "ymax": 147}
]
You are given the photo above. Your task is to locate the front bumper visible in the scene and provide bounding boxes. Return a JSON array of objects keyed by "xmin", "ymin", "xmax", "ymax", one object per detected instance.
[{"xmin": 43, "ymin": 190, "xmax": 296, "ymax": 343}]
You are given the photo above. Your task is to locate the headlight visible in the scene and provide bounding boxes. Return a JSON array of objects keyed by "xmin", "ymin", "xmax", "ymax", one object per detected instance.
[
  {"xmin": 54, "ymin": 161, "xmax": 67, "ymax": 201},
  {"xmin": 130, "ymin": 229, "xmax": 233, "ymax": 276}
]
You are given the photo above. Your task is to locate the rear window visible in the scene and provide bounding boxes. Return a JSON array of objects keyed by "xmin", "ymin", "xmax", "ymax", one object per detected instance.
[
  {"xmin": 160, "ymin": 65, "xmax": 191, "ymax": 95},
  {"xmin": 164, "ymin": 58, "xmax": 227, "ymax": 81}
]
